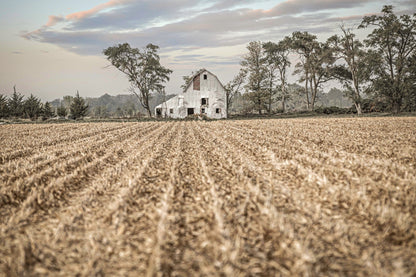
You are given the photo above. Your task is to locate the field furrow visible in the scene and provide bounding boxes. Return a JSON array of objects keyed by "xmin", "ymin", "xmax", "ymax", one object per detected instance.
[
  {"xmin": 0, "ymin": 123, "xmax": 134, "ymax": 164},
  {"xmin": 197, "ymin": 120, "xmax": 416, "ymax": 275},
  {"xmin": 0, "ymin": 123, "xmax": 156, "ymax": 180},
  {"xmin": 0, "ymin": 117, "xmax": 415, "ymax": 276},
  {"xmin": 0, "ymin": 123, "xmax": 164, "ymax": 226}
]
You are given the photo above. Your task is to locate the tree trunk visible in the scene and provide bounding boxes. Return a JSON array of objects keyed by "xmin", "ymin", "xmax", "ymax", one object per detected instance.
[
  {"xmin": 268, "ymin": 79, "xmax": 273, "ymax": 115},
  {"xmin": 352, "ymin": 74, "xmax": 362, "ymax": 115},
  {"xmin": 146, "ymin": 107, "xmax": 152, "ymax": 117},
  {"xmin": 258, "ymin": 98, "xmax": 262, "ymax": 115},
  {"xmin": 305, "ymin": 74, "xmax": 310, "ymax": 110},
  {"xmin": 281, "ymin": 94, "xmax": 285, "ymax": 113},
  {"xmin": 144, "ymin": 98, "xmax": 152, "ymax": 117},
  {"xmin": 392, "ymin": 101, "xmax": 401, "ymax": 114},
  {"xmin": 355, "ymin": 102, "xmax": 362, "ymax": 115},
  {"xmin": 226, "ymin": 99, "xmax": 229, "ymax": 118},
  {"xmin": 281, "ymin": 78, "xmax": 286, "ymax": 113},
  {"xmin": 309, "ymin": 78, "xmax": 315, "ymax": 111}
]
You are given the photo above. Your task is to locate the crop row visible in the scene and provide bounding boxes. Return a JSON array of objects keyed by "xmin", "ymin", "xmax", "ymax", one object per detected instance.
[{"xmin": 0, "ymin": 118, "xmax": 415, "ymax": 276}]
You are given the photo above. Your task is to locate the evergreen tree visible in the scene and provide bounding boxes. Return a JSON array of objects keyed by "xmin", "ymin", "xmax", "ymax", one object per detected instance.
[
  {"xmin": 43, "ymin": 102, "xmax": 55, "ymax": 118},
  {"xmin": 57, "ymin": 104, "xmax": 67, "ymax": 117},
  {"xmin": 8, "ymin": 86, "xmax": 24, "ymax": 117},
  {"xmin": 70, "ymin": 91, "xmax": 89, "ymax": 119},
  {"xmin": 24, "ymin": 94, "xmax": 42, "ymax": 120},
  {"xmin": 0, "ymin": 94, "xmax": 9, "ymax": 118}
]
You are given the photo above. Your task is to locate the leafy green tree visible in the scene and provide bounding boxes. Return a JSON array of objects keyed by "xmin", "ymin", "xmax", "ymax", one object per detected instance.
[
  {"xmin": 262, "ymin": 44, "xmax": 279, "ymax": 114},
  {"xmin": 122, "ymin": 102, "xmax": 137, "ymax": 118},
  {"xmin": 307, "ymin": 40, "xmax": 336, "ymax": 111},
  {"xmin": 94, "ymin": 105, "xmax": 109, "ymax": 118},
  {"xmin": 70, "ymin": 91, "xmax": 89, "ymax": 119},
  {"xmin": 290, "ymin": 32, "xmax": 336, "ymax": 111},
  {"xmin": 403, "ymin": 53, "xmax": 416, "ymax": 111},
  {"xmin": 0, "ymin": 94, "xmax": 9, "ymax": 118},
  {"xmin": 263, "ymin": 38, "xmax": 291, "ymax": 113},
  {"xmin": 289, "ymin": 32, "xmax": 317, "ymax": 110},
  {"xmin": 224, "ymin": 69, "xmax": 246, "ymax": 116},
  {"xmin": 359, "ymin": 5, "xmax": 416, "ymax": 113},
  {"xmin": 115, "ymin": 106, "xmax": 123, "ymax": 118},
  {"xmin": 103, "ymin": 43, "xmax": 172, "ymax": 117},
  {"xmin": 329, "ymin": 26, "xmax": 372, "ymax": 115},
  {"xmin": 24, "ymin": 94, "xmax": 42, "ymax": 120},
  {"xmin": 57, "ymin": 104, "xmax": 67, "ymax": 117},
  {"xmin": 62, "ymin": 96, "xmax": 73, "ymax": 110},
  {"xmin": 8, "ymin": 86, "xmax": 24, "ymax": 118},
  {"xmin": 181, "ymin": 74, "xmax": 193, "ymax": 92},
  {"xmin": 241, "ymin": 41, "xmax": 269, "ymax": 114},
  {"xmin": 42, "ymin": 102, "xmax": 55, "ymax": 118}
]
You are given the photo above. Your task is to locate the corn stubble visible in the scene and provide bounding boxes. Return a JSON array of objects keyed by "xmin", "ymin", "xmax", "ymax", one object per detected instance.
[{"xmin": 0, "ymin": 117, "xmax": 415, "ymax": 276}]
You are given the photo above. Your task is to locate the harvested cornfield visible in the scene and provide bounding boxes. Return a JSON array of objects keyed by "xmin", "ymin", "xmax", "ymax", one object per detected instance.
[{"xmin": 0, "ymin": 117, "xmax": 415, "ymax": 276}]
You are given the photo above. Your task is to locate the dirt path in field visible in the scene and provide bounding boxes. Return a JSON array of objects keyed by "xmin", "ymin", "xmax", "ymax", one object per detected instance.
[{"xmin": 0, "ymin": 118, "xmax": 415, "ymax": 276}]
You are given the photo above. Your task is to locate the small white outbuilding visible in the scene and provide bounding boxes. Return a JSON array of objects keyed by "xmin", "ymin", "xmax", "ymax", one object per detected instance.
[{"xmin": 155, "ymin": 69, "xmax": 227, "ymax": 119}]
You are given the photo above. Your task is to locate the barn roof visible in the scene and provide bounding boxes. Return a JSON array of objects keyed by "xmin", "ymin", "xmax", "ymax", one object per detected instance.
[{"xmin": 183, "ymin": 68, "xmax": 226, "ymax": 92}]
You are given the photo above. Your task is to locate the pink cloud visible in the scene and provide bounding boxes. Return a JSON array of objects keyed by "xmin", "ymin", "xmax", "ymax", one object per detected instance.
[
  {"xmin": 45, "ymin": 15, "xmax": 65, "ymax": 27},
  {"xmin": 66, "ymin": 0, "xmax": 127, "ymax": 21}
]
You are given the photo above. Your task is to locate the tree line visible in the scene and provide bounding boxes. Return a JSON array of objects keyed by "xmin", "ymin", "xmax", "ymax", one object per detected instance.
[
  {"xmin": 103, "ymin": 5, "xmax": 415, "ymax": 117},
  {"xmin": 2, "ymin": 5, "xmax": 414, "ymax": 120},
  {"xmin": 225, "ymin": 5, "xmax": 416, "ymax": 115},
  {"xmin": 0, "ymin": 88, "xmax": 89, "ymax": 120}
]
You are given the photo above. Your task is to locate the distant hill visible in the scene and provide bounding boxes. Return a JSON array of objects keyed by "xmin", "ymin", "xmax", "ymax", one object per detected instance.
[{"xmin": 51, "ymin": 93, "xmax": 175, "ymax": 117}]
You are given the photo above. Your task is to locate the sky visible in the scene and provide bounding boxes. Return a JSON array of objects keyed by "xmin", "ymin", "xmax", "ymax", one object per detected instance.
[{"xmin": 1, "ymin": 0, "xmax": 415, "ymax": 101}]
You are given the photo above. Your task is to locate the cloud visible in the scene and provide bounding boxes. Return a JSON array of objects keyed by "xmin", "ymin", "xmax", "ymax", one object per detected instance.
[
  {"xmin": 64, "ymin": 0, "xmax": 205, "ymax": 31},
  {"xmin": 267, "ymin": 0, "xmax": 374, "ymax": 16},
  {"xmin": 173, "ymin": 54, "xmax": 241, "ymax": 65},
  {"xmin": 21, "ymin": 0, "xmax": 415, "ymax": 58},
  {"xmin": 202, "ymin": 0, "xmax": 269, "ymax": 12},
  {"xmin": 45, "ymin": 15, "xmax": 65, "ymax": 27},
  {"xmin": 65, "ymin": 0, "xmax": 128, "ymax": 21},
  {"xmin": 12, "ymin": 51, "xmax": 23, "ymax": 55}
]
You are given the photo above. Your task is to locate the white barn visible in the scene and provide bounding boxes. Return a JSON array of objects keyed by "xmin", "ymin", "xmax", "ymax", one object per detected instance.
[{"xmin": 155, "ymin": 69, "xmax": 227, "ymax": 119}]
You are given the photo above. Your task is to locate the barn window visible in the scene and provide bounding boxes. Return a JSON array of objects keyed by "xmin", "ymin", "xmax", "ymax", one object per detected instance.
[
  {"xmin": 187, "ymin": 108, "xmax": 194, "ymax": 115},
  {"xmin": 216, "ymin": 108, "xmax": 221, "ymax": 114},
  {"xmin": 203, "ymin": 74, "xmax": 207, "ymax": 80},
  {"xmin": 201, "ymin": 98, "xmax": 208, "ymax": 105},
  {"xmin": 201, "ymin": 108, "xmax": 206, "ymax": 114},
  {"xmin": 170, "ymin": 108, "xmax": 173, "ymax": 114}
]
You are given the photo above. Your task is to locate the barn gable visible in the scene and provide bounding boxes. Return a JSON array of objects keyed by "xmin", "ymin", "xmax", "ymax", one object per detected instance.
[{"xmin": 156, "ymin": 69, "xmax": 227, "ymax": 119}]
